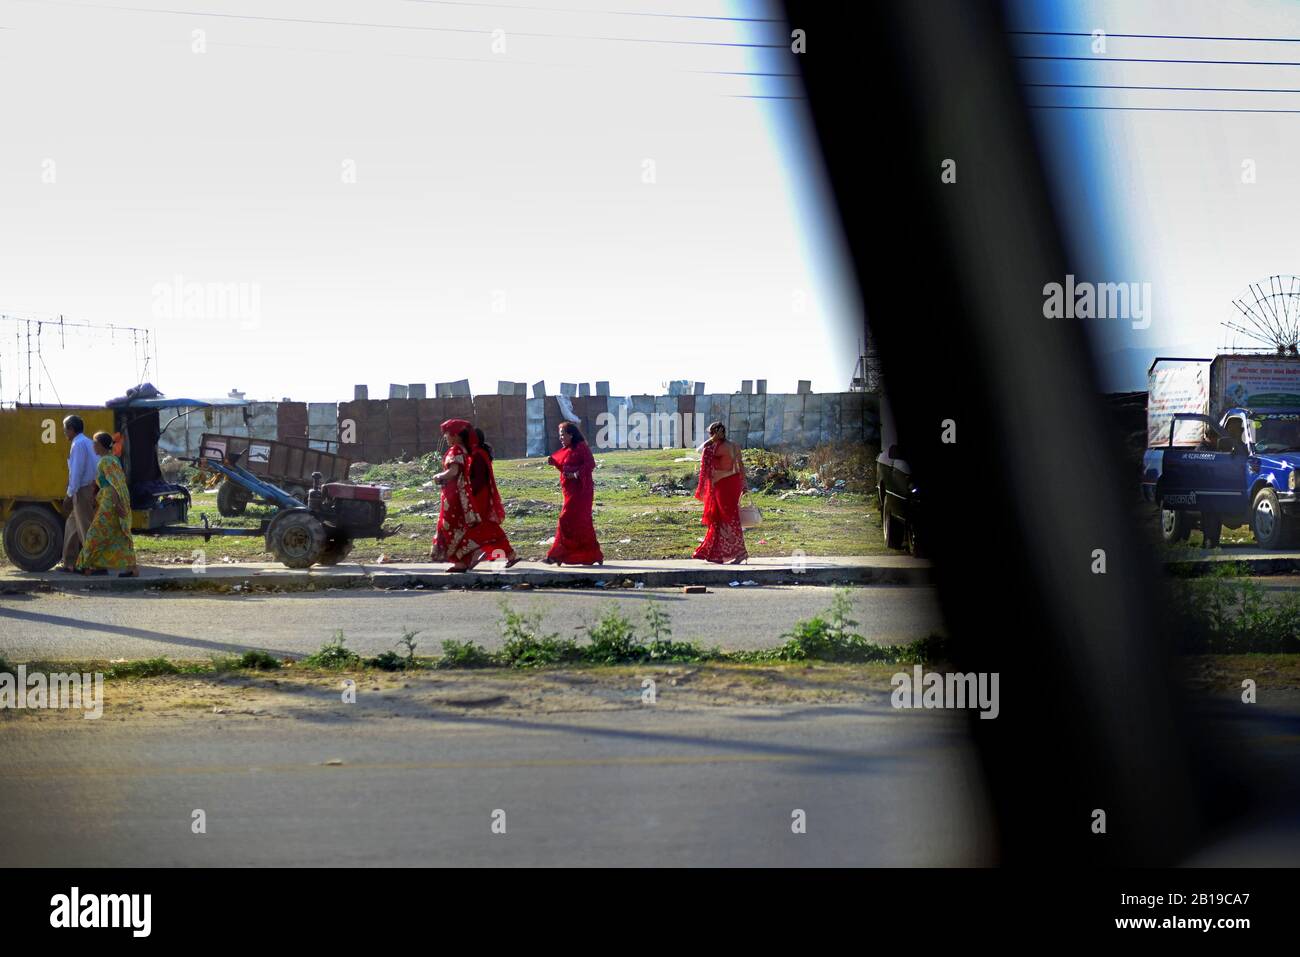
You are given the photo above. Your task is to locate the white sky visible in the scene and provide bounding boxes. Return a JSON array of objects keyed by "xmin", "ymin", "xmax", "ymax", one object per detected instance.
[
  {"xmin": 0, "ymin": 0, "xmax": 860, "ymax": 404},
  {"xmin": 1010, "ymin": 0, "xmax": 1300, "ymax": 388}
]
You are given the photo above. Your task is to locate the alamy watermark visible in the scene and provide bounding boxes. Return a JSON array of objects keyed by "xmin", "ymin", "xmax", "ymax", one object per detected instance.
[
  {"xmin": 50, "ymin": 887, "xmax": 150, "ymax": 936},
  {"xmin": 593, "ymin": 409, "xmax": 708, "ymax": 450},
  {"xmin": 891, "ymin": 665, "xmax": 999, "ymax": 719},
  {"xmin": 0, "ymin": 666, "xmax": 103, "ymax": 719},
  {"xmin": 151, "ymin": 273, "xmax": 261, "ymax": 329},
  {"xmin": 1043, "ymin": 274, "xmax": 1151, "ymax": 330}
]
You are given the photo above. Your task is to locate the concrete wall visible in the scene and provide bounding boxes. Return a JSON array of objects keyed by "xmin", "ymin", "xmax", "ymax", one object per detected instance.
[{"xmin": 155, "ymin": 392, "xmax": 880, "ymax": 461}]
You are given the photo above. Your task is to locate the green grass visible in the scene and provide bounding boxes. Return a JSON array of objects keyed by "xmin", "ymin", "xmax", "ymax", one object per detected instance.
[
  {"xmin": 1167, "ymin": 564, "xmax": 1300, "ymax": 653},
  {"xmin": 1, "ymin": 591, "xmax": 943, "ymax": 680},
  {"xmin": 112, "ymin": 445, "xmax": 882, "ymax": 565},
  {"xmin": 431, "ymin": 591, "xmax": 947, "ymax": 670}
]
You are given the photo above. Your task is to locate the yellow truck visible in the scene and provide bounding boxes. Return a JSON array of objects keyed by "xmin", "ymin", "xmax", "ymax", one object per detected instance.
[
  {"xmin": 0, "ymin": 405, "xmax": 115, "ymax": 571},
  {"xmin": 0, "ymin": 397, "xmax": 220, "ymax": 571}
]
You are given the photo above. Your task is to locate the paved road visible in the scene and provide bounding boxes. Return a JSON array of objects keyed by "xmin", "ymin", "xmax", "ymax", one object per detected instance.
[
  {"xmin": 0, "ymin": 584, "xmax": 943, "ymax": 661},
  {"xmin": 0, "ymin": 702, "xmax": 990, "ymax": 866}
]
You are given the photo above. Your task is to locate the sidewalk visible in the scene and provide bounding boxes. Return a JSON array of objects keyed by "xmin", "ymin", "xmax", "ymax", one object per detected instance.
[
  {"xmin": 1163, "ymin": 547, "xmax": 1300, "ymax": 576},
  {"xmin": 0, "ymin": 555, "xmax": 930, "ymax": 595}
]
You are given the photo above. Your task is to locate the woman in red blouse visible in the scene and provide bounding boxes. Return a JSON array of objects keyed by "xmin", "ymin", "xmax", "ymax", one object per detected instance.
[
  {"xmin": 693, "ymin": 420, "xmax": 748, "ymax": 564},
  {"xmin": 430, "ymin": 418, "xmax": 518, "ymax": 572},
  {"xmin": 543, "ymin": 422, "xmax": 604, "ymax": 566}
]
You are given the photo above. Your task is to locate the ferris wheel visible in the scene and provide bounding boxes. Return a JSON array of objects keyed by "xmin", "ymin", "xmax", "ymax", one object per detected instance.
[{"xmin": 1222, "ymin": 275, "xmax": 1300, "ymax": 355}]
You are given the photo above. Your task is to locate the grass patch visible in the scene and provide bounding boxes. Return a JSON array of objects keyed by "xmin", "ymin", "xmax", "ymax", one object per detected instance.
[
  {"xmin": 105, "ymin": 657, "xmax": 184, "ymax": 679},
  {"xmin": 232, "ymin": 650, "xmax": 281, "ymax": 671},
  {"xmin": 1168, "ymin": 564, "xmax": 1300, "ymax": 653},
  {"xmin": 364, "ymin": 630, "xmax": 422, "ymax": 671},
  {"xmin": 300, "ymin": 630, "xmax": 363, "ymax": 669},
  {"xmin": 435, "ymin": 639, "xmax": 496, "ymax": 669},
  {"xmin": 498, "ymin": 605, "xmax": 583, "ymax": 668},
  {"xmin": 432, "ymin": 591, "xmax": 944, "ymax": 670}
]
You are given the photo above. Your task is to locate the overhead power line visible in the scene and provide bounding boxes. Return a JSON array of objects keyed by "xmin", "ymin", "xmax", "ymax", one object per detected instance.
[
  {"xmin": 1029, "ymin": 104, "xmax": 1300, "ymax": 114},
  {"xmin": 210, "ymin": 37, "xmax": 799, "ymax": 78},
  {"xmin": 1010, "ymin": 30, "xmax": 1300, "ymax": 44},
  {"xmin": 401, "ymin": 0, "xmax": 784, "ymax": 24},
  {"xmin": 1027, "ymin": 82, "xmax": 1300, "ymax": 94},
  {"xmin": 28, "ymin": 0, "xmax": 786, "ymax": 47},
  {"xmin": 1017, "ymin": 54, "xmax": 1300, "ymax": 67}
]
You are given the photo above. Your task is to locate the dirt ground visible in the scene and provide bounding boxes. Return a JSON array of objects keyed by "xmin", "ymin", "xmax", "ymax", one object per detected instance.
[
  {"xmin": 6, "ymin": 655, "xmax": 1292, "ymax": 731},
  {"xmin": 0, "ymin": 662, "xmax": 903, "ymax": 729}
]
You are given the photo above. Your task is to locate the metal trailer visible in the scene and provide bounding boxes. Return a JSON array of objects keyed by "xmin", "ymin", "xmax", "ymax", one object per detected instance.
[{"xmin": 198, "ymin": 433, "xmax": 352, "ymax": 516}]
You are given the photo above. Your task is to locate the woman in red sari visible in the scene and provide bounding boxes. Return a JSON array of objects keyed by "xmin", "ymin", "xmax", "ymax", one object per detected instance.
[
  {"xmin": 430, "ymin": 419, "xmax": 478, "ymax": 567},
  {"xmin": 431, "ymin": 420, "xmax": 520, "ymax": 571},
  {"xmin": 462, "ymin": 427, "xmax": 519, "ymax": 570},
  {"xmin": 693, "ymin": 420, "xmax": 748, "ymax": 564},
  {"xmin": 543, "ymin": 422, "xmax": 603, "ymax": 566}
]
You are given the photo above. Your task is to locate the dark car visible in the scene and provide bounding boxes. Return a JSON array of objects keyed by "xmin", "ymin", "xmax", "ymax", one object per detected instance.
[{"xmin": 876, "ymin": 396, "xmax": 921, "ymax": 554}]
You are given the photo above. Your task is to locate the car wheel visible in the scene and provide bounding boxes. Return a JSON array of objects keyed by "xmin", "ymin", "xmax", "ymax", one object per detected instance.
[
  {"xmin": 1251, "ymin": 487, "xmax": 1289, "ymax": 549},
  {"xmin": 1159, "ymin": 508, "xmax": 1190, "ymax": 544}
]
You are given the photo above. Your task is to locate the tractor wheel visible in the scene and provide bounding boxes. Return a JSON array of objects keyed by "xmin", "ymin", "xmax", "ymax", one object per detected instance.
[
  {"xmin": 266, "ymin": 510, "xmax": 327, "ymax": 568},
  {"xmin": 316, "ymin": 533, "xmax": 354, "ymax": 566},
  {"xmin": 217, "ymin": 479, "xmax": 252, "ymax": 517},
  {"xmin": 3, "ymin": 505, "xmax": 64, "ymax": 572}
]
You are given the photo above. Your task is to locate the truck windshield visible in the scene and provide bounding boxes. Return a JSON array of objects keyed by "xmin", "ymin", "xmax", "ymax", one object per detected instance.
[{"xmin": 1252, "ymin": 416, "xmax": 1300, "ymax": 453}]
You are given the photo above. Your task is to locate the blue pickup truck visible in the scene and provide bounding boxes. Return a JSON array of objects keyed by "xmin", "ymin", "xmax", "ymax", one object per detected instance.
[{"xmin": 1142, "ymin": 407, "xmax": 1300, "ymax": 547}]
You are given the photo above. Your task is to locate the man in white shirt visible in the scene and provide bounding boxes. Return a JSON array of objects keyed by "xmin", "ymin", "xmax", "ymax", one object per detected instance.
[{"xmin": 59, "ymin": 414, "xmax": 100, "ymax": 571}]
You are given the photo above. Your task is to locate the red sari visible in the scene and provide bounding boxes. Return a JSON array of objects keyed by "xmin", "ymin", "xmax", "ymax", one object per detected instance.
[
  {"xmin": 693, "ymin": 440, "xmax": 747, "ymax": 563},
  {"xmin": 431, "ymin": 442, "xmax": 479, "ymax": 563},
  {"xmin": 546, "ymin": 441, "xmax": 603, "ymax": 565},
  {"xmin": 461, "ymin": 440, "xmax": 517, "ymax": 566}
]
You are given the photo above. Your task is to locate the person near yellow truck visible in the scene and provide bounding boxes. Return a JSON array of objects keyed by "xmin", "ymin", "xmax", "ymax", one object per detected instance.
[
  {"xmin": 72, "ymin": 431, "xmax": 139, "ymax": 577},
  {"xmin": 57, "ymin": 414, "xmax": 98, "ymax": 573}
]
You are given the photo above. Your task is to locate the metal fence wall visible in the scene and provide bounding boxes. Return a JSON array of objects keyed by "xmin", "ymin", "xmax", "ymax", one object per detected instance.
[{"xmin": 157, "ymin": 392, "xmax": 880, "ymax": 461}]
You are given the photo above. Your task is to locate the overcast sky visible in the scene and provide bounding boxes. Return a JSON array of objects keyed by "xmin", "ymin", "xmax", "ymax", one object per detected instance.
[
  {"xmin": 0, "ymin": 0, "xmax": 860, "ymax": 404},
  {"xmin": 1008, "ymin": 0, "xmax": 1300, "ymax": 389}
]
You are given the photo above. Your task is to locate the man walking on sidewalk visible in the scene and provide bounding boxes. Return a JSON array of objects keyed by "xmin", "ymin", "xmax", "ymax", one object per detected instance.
[{"xmin": 58, "ymin": 414, "xmax": 99, "ymax": 572}]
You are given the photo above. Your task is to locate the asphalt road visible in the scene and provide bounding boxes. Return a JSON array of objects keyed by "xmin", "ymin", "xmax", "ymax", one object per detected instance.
[
  {"xmin": 0, "ymin": 584, "xmax": 943, "ymax": 661},
  {"xmin": 0, "ymin": 701, "xmax": 991, "ymax": 866}
]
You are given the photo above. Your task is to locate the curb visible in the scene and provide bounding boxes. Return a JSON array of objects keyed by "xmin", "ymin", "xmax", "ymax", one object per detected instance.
[
  {"xmin": 0, "ymin": 562, "xmax": 931, "ymax": 595},
  {"xmin": 1165, "ymin": 556, "xmax": 1300, "ymax": 577}
]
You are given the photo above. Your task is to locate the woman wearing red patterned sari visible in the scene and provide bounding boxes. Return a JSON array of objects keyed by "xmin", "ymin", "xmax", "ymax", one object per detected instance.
[
  {"xmin": 430, "ymin": 419, "xmax": 478, "ymax": 567},
  {"xmin": 543, "ymin": 422, "xmax": 603, "ymax": 566},
  {"xmin": 693, "ymin": 421, "xmax": 748, "ymax": 564},
  {"xmin": 459, "ymin": 427, "xmax": 519, "ymax": 570}
]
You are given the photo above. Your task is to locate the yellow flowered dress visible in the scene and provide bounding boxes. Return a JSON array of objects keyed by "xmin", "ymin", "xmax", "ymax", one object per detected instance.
[{"xmin": 76, "ymin": 454, "xmax": 136, "ymax": 571}]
